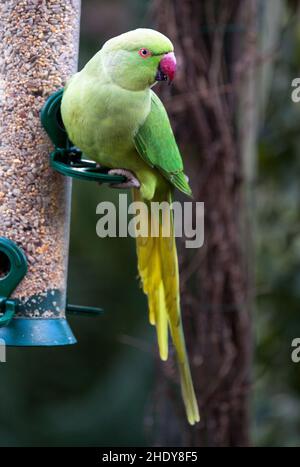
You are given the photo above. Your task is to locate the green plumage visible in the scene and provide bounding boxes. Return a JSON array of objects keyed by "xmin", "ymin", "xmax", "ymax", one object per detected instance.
[
  {"xmin": 61, "ymin": 28, "xmax": 199, "ymax": 425},
  {"xmin": 61, "ymin": 28, "xmax": 191, "ymax": 200},
  {"xmin": 134, "ymin": 91, "xmax": 192, "ymax": 196}
]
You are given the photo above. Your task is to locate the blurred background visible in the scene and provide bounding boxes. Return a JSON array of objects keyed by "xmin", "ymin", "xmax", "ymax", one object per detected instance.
[{"xmin": 1, "ymin": 0, "xmax": 300, "ymax": 447}]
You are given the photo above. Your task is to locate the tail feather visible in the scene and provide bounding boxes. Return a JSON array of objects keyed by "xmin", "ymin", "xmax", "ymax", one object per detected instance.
[
  {"xmin": 133, "ymin": 188, "xmax": 200, "ymax": 425},
  {"xmin": 136, "ymin": 233, "xmax": 168, "ymax": 360},
  {"xmin": 169, "ymin": 319, "xmax": 200, "ymax": 425}
]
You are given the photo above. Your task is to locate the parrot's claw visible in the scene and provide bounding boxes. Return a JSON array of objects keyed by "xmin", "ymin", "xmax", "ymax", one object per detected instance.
[{"xmin": 108, "ymin": 169, "xmax": 141, "ymax": 189}]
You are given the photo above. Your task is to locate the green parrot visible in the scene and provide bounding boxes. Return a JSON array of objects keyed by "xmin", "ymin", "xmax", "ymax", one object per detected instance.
[{"xmin": 61, "ymin": 28, "xmax": 199, "ymax": 425}]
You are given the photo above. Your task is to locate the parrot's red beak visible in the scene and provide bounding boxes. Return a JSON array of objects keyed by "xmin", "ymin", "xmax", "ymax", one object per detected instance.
[{"xmin": 156, "ymin": 52, "xmax": 176, "ymax": 84}]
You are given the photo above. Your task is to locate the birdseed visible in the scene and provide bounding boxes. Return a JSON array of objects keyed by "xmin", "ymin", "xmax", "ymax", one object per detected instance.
[{"xmin": 0, "ymin": 0, "xmax": 81, "ymax": 317}]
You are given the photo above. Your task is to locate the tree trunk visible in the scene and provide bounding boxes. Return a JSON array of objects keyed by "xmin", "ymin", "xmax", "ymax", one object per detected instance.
[{"xmin": 152, "ymin": 0, "xmax": 257, "ymax": 447}]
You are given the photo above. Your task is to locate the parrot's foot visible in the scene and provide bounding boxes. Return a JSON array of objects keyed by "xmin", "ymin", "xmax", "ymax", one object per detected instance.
[{"xmin": 108, "ymin": 169, "xmax": 141, "ymax": 189}]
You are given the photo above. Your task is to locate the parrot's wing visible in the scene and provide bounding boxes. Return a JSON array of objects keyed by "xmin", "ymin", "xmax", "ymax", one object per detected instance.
[{"xmin": 134, "ymin": 91, "xmax": 192, "ymax": 197}]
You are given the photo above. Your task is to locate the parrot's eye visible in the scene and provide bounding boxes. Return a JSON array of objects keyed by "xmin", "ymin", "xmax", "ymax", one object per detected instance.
[{"xmin": 139, "ymin": 48, "xmax": 152, "ymax": 58}]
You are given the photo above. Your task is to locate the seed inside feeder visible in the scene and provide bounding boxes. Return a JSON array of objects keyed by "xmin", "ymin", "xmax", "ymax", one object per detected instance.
[{"xmin": 0, "ymin": 0, "xmax": 81, "ymax": 317}]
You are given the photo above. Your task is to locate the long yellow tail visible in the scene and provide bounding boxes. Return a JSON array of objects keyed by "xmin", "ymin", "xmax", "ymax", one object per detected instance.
[{"xmin": 133, "ymin": 188, "xmax": 200, "ymax": 425}]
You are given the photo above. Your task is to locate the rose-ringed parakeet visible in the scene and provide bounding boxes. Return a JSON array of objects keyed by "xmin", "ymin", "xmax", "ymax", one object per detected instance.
[{"xmin": 61, "ymin": 28, "xmax": 199, "ymax": 425}]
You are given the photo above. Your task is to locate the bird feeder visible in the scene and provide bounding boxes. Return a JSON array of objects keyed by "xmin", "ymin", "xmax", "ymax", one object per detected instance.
[{"xmin": 0, "ymin": 0, "xmax": 111, "ymax": 346}]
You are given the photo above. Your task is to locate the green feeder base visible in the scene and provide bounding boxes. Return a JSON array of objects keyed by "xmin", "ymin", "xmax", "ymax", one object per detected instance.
[
  {"xmin": 0, "ymin": 238, "xmax": 103, "ymax": 347},
  {"xmin": 0, "ymin": 317, "xmax": 76, "ymax": 347}
]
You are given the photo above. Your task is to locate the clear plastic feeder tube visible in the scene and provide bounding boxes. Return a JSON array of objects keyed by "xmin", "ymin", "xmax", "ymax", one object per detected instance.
[{"xmin": 0, "ymin": 0, "xmax": 81, "ymax": 345}]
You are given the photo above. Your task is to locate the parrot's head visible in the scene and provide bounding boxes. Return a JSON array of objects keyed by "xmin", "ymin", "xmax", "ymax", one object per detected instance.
[{"xmin": 101, "ymin": 28, "xmax": 176, "ymax": 91}]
